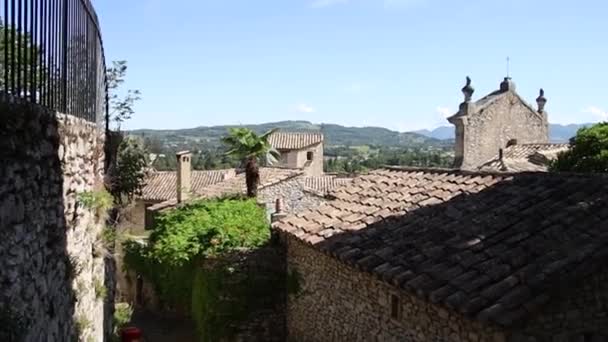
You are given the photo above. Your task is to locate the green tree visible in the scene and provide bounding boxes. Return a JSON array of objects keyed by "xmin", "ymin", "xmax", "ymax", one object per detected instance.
[
  {"xmin": 107, "ymin": 60, "xmax": 141, "ymax": 130},
  {"xmin": 0, "ymin": 19, "xmax": 47, "ymax": 95},
  {"xmin": 109, "ymin": 137, "xmax": 148, "ymax": 206},
  {"xmin": 550, "ymin": 122, "xmax": 608, "ymax": 173},
  {"xmin": 221, "ymin": 128, "xmax": 279, "ymax": 197}
]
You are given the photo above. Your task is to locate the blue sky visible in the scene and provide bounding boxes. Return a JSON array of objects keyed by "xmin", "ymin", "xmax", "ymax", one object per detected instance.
[{"xmin": 96, "ymin": 0, "xmax": 608, "ymax": 131}]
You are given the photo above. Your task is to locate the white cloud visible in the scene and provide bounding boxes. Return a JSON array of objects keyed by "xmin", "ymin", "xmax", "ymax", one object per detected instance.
[
  {"xmin": 311, "ymin": 0, "xmax": 349, "ymax": 8},
  {"xmin": 436, "ymin": 106, "xmax": 452, "ymax": 118},
  {"xmin": 583, "ymin": 106, "xmax": 608, "ymax": 120},
  {"xmin": 295, "ymin": 104, "xmax": 316, "ymax": 113}
]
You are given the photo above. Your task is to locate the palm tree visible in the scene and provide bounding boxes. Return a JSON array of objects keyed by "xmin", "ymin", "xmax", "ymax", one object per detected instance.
[{"xmin": 222, "ymin": 128, "xmax": 280, "ymax": 197}]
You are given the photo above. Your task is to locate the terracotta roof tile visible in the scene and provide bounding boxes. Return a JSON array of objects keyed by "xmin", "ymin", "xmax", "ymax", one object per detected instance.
[
  {"xmin": 299, "ymin": 176, "xmax": 353, "ymax": 195},
  {"xmin": 269, "ymin": 131, "xmax": 323, "ymax": 150},
  {"xmin": 274, "ymin": 167, "xmax": 608, "ymax": 327},
  {"xmin": 198, "ymin": 168, "xmax": 302, "ymax": 199},
  {"xmin": 479, "ymin": 143, "xmax": 570, "ymax": 172},
  {"xmin": 141, "ymin": 169, "xmax": 236, "ymax": 201}
]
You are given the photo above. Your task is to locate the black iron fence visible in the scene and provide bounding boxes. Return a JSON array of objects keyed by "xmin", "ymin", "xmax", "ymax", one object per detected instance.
[{"xmin": 0, "ymin": 0, "xmax": 107, "ymax": 123}]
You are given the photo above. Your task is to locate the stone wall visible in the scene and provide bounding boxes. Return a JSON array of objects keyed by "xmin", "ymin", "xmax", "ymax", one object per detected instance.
[
  {"xmin": 259, "ymin": 177, "xmax": 327, "ymax": 217},
  {"xmin": 284, "ymin": 236, "xmax": 506, "ymax": 342},
  {"xmin": 0, "ymin": 98, "xmax": 113, "ymax": 342},
  {"xmin": 453, "ymin": 92, "xmax": 549, "ymax": 170}
]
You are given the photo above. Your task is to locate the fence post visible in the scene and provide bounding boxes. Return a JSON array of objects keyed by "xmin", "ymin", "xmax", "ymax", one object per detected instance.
[{"xmin": 62, "ymin": 0, "xmax": 68, "ymax": 113}]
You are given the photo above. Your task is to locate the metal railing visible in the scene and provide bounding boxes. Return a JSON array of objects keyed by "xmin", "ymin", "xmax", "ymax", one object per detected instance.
[{"xmin": 0, "ymin": 0, "xmax": 107, "ymax": 123}]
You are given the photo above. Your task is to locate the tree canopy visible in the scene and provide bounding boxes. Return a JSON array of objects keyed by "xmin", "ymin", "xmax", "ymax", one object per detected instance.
[
  {"xmin": 550, "ymin": 122, "xmax": 608, "ymax": 173},
  {"xmin": 221, "ymin": 128, "xmax": 280, "ymax": 197}
]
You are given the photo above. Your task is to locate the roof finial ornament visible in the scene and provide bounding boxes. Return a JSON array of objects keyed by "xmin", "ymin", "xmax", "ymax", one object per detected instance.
[
  {"xmin": 536, "ymin": 88, "xmax": 547, "ymax": 113},
  {"xmin": 462, "ymin": 76, "xmax": 474, "ymax": 102},
  {"xmin": 506, "ymin": 56, "xmax": 510, "ymax": 78}
]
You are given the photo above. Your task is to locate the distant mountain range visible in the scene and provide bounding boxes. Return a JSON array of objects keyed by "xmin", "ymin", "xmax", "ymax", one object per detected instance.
[
  {"xmin": 130, "ymin": 121, "xmax": 593, "ymax": 150},
  {"xmin": 414, "ymin": 123, "xmax": 593, "ymax": 143},
  {"xmin": 131, "ymin": 120, "xmax": 449, "ymax": 148}
]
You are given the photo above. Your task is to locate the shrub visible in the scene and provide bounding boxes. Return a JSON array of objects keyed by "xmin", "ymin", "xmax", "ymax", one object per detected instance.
[
  {"xmin": 94, "ymin": 278, "xmax": 107, "ymax": 300},
  {"xmin": 148, "ymin": 197, "xmax": 270, "ymax": 266},
  {"xmin": 551, "ymin": 122, "xmax": 608, "ymax": 173},
  {"xmin": 113, "ymin": 303, "xmax": 133, "ymax": 330},
  {"xmin": 78, "ymin": 189, "xmax": 114, "ymax": 212}
]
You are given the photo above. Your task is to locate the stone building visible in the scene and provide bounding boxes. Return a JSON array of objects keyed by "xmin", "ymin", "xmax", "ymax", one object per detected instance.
[
  {"xmin": 273, "ymin": 167, "xmax": 608, "ymax": 341},
  {"xmin": 269, "ymin": 131, "xmax": 325, "ymax": 177},
  {"xmin": 118, "ymin": 151, "xmax": 352, "ymax": 306},
  {"xmin": 448, "ymin": 77, "xmax": 551, "ymax": 170}
]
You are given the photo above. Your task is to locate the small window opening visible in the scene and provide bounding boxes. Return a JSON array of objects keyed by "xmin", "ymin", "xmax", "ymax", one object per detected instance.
[
  {"xmin": 307, "ymin": 151, "xmax": 314, "ymax": 161},
  {"xmin": 390, "ymin": 294, "xmax": 401, "ymax": 320},
  {"xmin": 506, "ymin": 139, "xmax": 518, "ymax": 147}
]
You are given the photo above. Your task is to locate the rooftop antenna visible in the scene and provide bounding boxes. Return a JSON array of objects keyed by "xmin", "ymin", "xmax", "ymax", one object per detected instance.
[{"xmin": 506, "ymin": 56, "xmax": 510, "ymax": 78}]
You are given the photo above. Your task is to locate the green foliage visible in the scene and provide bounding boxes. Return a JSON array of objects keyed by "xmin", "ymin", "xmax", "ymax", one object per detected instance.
[
  {"xmin": 222, "ymin": 128, "xmax": 279, "ymax": 163},
  {"xmin": 113, "ymin": 302, "xmax": 133, "ymax": 338},
  {"xmin": 191, "ymin": 257, "xmax": 285, "ymax": 341},
  {"xmin": 122, "ymin": 197, "xmax": 275, "ymax": 340},
  {"xmin": 101, "ymin": 227, "xmax": 117, "ymax": 248},
  {"xmin": 550, "ymin": 122, "xmax": 608, "ymax": 173},
  {"xmin": 0, "ymin": 20, "xmax": 47, "ymax": 90},
  {"xmin": 324, "ymin": 146, "xmax": 453, "ymax": 174},
  {"xmin": 107, "ymin": 60, "xmax": 142, "ymax": 130},
  {"xmin": 74, "ymin": 314, "xmax": 92, "ymax": 335},
  {"xmin": 78, "ymin": 189, "xmax": 114, "ymax": 212},
  {"xmin": 123, "ymin": 240, "xmax": 195, "ymax": 309},
  {"xmin": 148, "ymin": 198, "xmax": 270, "ymax": 266},
  {"xmin": 109, "ymin": 136, "xmax": 148, "ymax": 206},
  {"xmin": 94, "ymin": 278, "xmax": 107, "ymax": 300},
  {"xmin": 222, "ymin": 128, "xmax": 280, "ymax": 197}
]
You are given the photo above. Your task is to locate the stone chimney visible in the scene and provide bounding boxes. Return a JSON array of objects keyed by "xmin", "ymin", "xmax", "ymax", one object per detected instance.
[
  {"xmin": 271, "ymin": 198, "xmax": 288, "ymax": 223},
  {"xmin": 176, "ymin": 151, "xmax": 192, "ymax": 203}
]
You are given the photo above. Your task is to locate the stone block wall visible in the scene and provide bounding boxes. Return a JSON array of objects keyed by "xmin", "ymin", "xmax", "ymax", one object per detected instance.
[
  {"xmin": 0, "ymin": 99, "xmax": 113, "ymax": 342},
  {"xmin": 259, "ymin": 177, "xmax": 327, "ymax": 217},
  {"xmin": 453, "ymin": 92, "xmax": 549, "ymax": 170},
  {"xmin": 284, "ymin": 236, "xmax": 506, "ymax": 342}
]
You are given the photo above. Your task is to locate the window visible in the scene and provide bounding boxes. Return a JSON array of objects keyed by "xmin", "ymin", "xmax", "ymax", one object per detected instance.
[
  {"xmin": 307, "ymin": 151, "xmax": 314, "ymax": 161},
  {"xmin": 390, "ymin": 294, "xmax": 401, "ymax": 320}
]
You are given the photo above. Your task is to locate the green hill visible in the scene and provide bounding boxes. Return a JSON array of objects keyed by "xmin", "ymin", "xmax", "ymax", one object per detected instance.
[{"xmin": 130, "ymin": 120, "xmax": 445, "ymax": 148}]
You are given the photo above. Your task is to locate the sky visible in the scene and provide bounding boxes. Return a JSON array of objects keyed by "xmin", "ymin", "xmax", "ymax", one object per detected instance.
[{"xmin": 95, "ymin": 0, "xmax": 608, "ymax": 131}]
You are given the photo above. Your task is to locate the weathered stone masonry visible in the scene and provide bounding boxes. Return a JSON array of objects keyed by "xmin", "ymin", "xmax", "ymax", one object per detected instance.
[
  {"xmin": 0, "ymin": 99, "xmax": 112, "ymax": 342},
  {"xmin": 284, "ymin": 236, "xmax": 506, "ymax": 342},
  {"xmin": 284, "ymin": 235, "xmax": 608, "ymax": 342}
]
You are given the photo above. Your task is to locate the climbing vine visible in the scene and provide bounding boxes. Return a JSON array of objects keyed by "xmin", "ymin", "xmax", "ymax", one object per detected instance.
[{"xmin": 122, "ymin": 197, "xmax": 281, "ymax": 340}]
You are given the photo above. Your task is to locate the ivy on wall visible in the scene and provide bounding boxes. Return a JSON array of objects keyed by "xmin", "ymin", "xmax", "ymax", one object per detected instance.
[{"xmin": 123, "ymin": 197, "xmax": 284, "ymax": 341}]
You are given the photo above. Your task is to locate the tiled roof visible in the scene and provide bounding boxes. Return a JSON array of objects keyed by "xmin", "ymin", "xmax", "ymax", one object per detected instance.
[
  {"xmin": 479, "ymin": 144, "xmax": 570, "ymax": 172},
  {"xmin": 274, "ymin": 167, "xmax": 608, "ymax": 327},
  {"xmin": 148, "ymin": 168, "xmax": 303, "ymax": 212},
  {"xmin": 201, "ymin": 168, "xmax": 302, "ymax": 198},
  {"xmin": 269, "ymin": 131, "xmax": 323, "ymax": 150},
  {"xmin": 299, "ymin": 176, "xmax": 353, "ymax": 196},
  {"xmin": 141, "ymin": 169, "xmax": 236, "ymax": 201}
]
